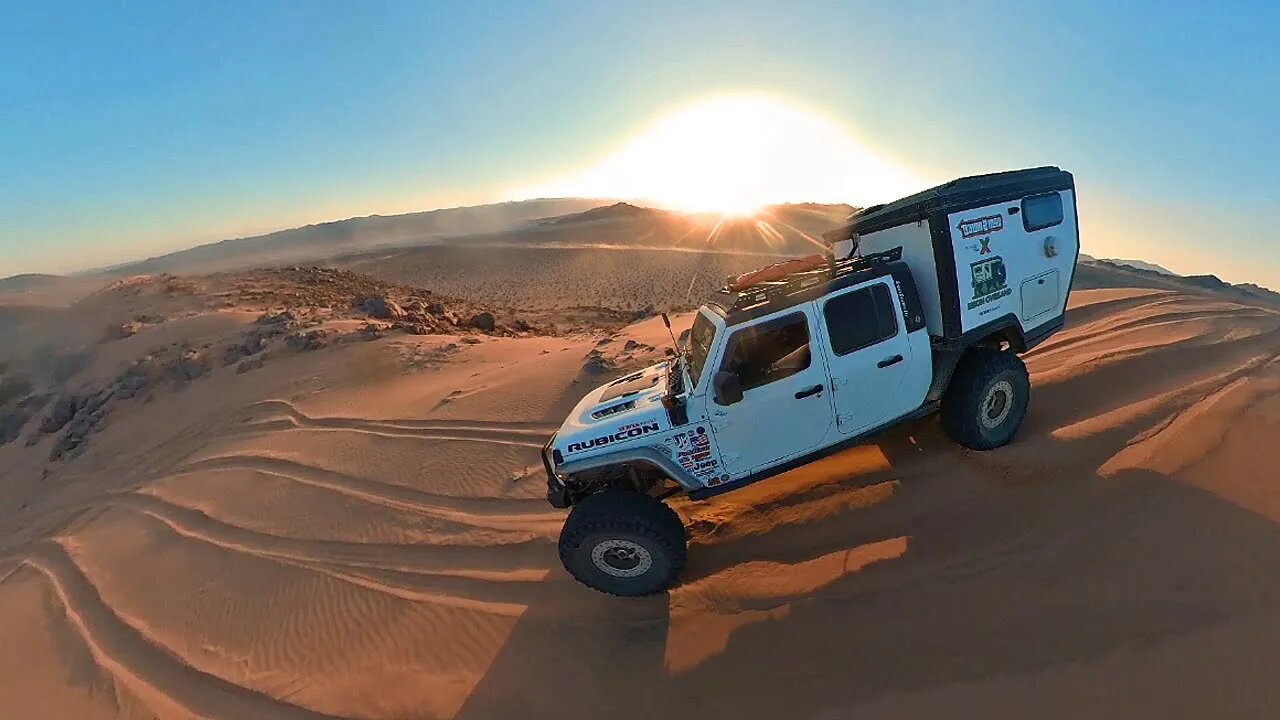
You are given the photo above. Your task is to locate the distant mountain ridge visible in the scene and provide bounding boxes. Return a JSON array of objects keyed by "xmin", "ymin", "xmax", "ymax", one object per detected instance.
[
  {"xmin": 93, "ymin": 198, "xmax": 605, "ymax": 276},
  {"xmin": 0, "ymin": 274, "xmax": 62, "ymax": 292},
  {"xmin": 1097, "ymin": 258, "xmax": 1178, "ymax": 276}
]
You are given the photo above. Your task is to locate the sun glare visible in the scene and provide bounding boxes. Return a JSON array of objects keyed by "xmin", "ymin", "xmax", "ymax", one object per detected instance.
[{"xmin": 517, "ymin": 94, "xmax": 924, "ymax": 217}]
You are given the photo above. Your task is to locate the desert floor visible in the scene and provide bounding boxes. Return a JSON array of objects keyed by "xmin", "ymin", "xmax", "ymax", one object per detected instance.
[{"xmin": 1, "ymin": 250, "xmax": 1279, "ymax": 719}]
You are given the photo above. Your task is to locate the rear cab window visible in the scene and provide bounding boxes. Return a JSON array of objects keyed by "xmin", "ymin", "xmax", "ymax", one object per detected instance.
[{"xmin": 823, "ymin": 283, "xmax": 899, "ymax": 354}]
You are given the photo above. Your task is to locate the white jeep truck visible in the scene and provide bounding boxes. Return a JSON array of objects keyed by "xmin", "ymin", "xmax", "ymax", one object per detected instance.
[{"xmin": 542, "ymin": 167, "xmax": 1080, "ymax": 596}]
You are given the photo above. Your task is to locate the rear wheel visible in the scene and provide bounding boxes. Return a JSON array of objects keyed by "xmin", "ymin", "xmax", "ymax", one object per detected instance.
[
  {"xmin": 942, "ymin": 349, "xmax": 1030, "ymax": 450},
  {"xmin": 558, "ymin": 490, "xmax": 686, "ymax": 596}
]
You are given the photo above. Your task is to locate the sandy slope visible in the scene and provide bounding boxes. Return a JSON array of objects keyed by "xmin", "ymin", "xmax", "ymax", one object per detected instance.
[{"xmin": 1, "ymin": 265, "xmax": 1279, "ymax": 718}]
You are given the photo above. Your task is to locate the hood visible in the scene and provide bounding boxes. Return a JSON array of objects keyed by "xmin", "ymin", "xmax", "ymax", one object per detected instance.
[{"xmin": 553, "ymin": 361, "xmax": 673, "ymax": 460}]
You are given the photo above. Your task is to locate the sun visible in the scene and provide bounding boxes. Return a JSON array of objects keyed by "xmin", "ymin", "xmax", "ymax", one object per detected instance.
[{"xmin": 516, "ymin": 93, "xmax": 924, "ymax": 217}]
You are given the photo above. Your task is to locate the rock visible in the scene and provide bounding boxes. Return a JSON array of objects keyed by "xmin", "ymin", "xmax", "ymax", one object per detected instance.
[
  {"xmin": 596, "ymin": 338, "xmax": 611, "ymax": 347},
  {"xmin": 470, "ymin": 312, "xmax": 496, "ymax": 331},
  {"xmin": 285, "ymin": 329, "xmax": 328, "ymax": 351},
  {"xmin": 404, "ymin": 301, "xmax": 428, "ymax": 314},
  {"xmin": 582, "ymin": 356, "xmax": 613, "ymax": 375},
  {"xmin": 624, "ymin": 339, "xmax": 640, "ymax": 351},
  {"xmin": 46, "ymin": 388, "xmax": 114, "ymax": 460},
  {"xmin": 114, "ymin": 365, "xmax": 151, "ymax": 399},
  {"xmin": 461, "ymin": 337, "xmax": 482, "ymax": 345},
  {"xmin": 223, "ymin": 332, "xmax": 268, "ymax": 366},
  {"xmin": 664, "ymin": 347, "xmax": 676, "ymax": 356},
  {"xmin": 175, "ymin": 350, "xmax": 209, "ymax": 381},
  {"xmin": 513, "ymin": 319, "xmax": 533, "ymax": 332},
  {"xmin": 357, "ymin": 296, "xmax": 406, "ymax": 320},
  {"xmin": 407, "ymin": 323, "xmax": 434, "ymax": 335},
  {"xmin": 444, "ymin": 311, "xmax": 463, "ymax": 326},
  {"xmin": 426, "ymin": 302, "xmax": 446, "ymax": 315},
  {"xmin": 360, "ymin": 322, "xmax": 385, "ymax": 341},
  {"xmin": 105, "ymin": 321, "xmax": 143, "ymax": 341},
  {"xmin": 256, "ymin": 310, "xmax": 298, "ymax": 328},
  {"xmin": 236, "ymin": 356, "xmax": 265, "ymax": 374},
  {"xmin": 630, "ymin": 305, "xmax": 655, "ymax": 322},
  {"xmin": 40, "ymin": 395, "xmax": 80, "ymax": 434}
]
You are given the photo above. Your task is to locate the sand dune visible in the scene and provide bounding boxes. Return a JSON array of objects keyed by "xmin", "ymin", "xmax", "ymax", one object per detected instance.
[{"xmin": 1, "ymin": 247, "xmax": 1279, "ymax": 719}]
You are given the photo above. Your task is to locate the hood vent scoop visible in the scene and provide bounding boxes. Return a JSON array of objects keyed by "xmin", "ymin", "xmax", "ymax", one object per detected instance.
[{"xmin": 592, "ymin": 400, "xmax": 637, "ymax": 420}]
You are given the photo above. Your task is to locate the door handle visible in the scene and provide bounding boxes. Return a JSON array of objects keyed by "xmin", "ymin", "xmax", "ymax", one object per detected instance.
[
  {"xmin": 794, "ymin": 384, "xmax": 824, "ymax": 399},
  {"xmin": 877, "ymin": 354, "xmax": 903, "ymax": 369}
]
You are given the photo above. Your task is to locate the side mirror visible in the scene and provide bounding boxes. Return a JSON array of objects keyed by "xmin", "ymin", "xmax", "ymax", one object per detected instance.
[{"xmin": 713, "ymin": 370, "xmax": 743, "ymax": 406}]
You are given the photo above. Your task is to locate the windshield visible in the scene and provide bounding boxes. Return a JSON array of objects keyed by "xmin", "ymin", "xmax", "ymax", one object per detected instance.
[{"xmin": 684, "ymin": 311, "xmax": 718, "ymax": 388}]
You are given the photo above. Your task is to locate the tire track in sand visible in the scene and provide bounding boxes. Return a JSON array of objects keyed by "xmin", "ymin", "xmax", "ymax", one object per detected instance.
[
  {"xmin": 112, "ymin": 498, "xmax": 540, "ymax": 617},
  {"xmin": 110, "ymin": 493, "xmax": 554, "ymax": 578},
  {"xmin": 233, "ymin": 400, "xmax": 556, "ymax": 447},
  {"xmin": 22, "ymin": 542, "xmax": 344, "ymax": 720},
  {"xmin": 175, "ymin": 455, "xmax": 563, "ymax": 533}
]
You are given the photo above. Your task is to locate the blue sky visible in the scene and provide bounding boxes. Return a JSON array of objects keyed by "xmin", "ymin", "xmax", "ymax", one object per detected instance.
[{"xmin": 2, "ymin": 1, "xmax": 1277, "ymax": 287}]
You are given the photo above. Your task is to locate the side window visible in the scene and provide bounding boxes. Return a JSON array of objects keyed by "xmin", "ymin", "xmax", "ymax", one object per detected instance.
[
  {"xmin": 823, "ymin": 283, "xmax": 899, "ymax": 355},
  {"xmin": 1022, "ymin": 192, "xmax": 1064, "ymax": 232},
  {"xmin": 721, "ymin": 312, "xmax": 811, "ymax": 393}
]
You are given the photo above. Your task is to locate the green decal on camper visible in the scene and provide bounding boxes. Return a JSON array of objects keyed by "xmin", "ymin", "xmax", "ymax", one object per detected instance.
[{"xmin": 967, "ymin": 256, "xmax": 1011, "ymax": 310}]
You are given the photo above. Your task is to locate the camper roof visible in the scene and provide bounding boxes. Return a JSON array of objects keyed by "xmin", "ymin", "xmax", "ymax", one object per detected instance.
[{"xmin": 824, "ymin": 166, "xmax": 1074, "ymax": 242}]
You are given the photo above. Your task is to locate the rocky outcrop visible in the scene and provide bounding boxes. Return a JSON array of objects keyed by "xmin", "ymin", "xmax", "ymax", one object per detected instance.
[
  {"xmin": 356, "ymin": 295, "xmax": 407, "ymax": 320},
  {"xmin": 285, "ymin": 329, "xmax": 328, "ymax": 351}
]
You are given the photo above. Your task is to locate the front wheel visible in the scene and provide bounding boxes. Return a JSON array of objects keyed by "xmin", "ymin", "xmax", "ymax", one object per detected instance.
[
  {"xmin": 942, "ymin": 348, "xmax": 1030, "ymax": 450},
  {"xmin": 558, "ymin": 490, "xmax": 687, "ymax": 596}
]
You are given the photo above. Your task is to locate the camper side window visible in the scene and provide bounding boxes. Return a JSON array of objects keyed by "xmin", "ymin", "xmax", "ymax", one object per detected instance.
[
  {"xmin": 823, "ymin": 284, "xmax": 899, "ymax": 356},
  {"xmin": 1022, "ymin": 192, "xmax": 1064, "ymax": 232}
]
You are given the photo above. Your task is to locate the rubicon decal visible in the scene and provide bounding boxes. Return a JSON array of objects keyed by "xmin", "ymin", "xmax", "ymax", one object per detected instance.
[
  {"xmin": 958, "ymin": 215, "xmax": 1003, "ymax": 238},
  {"xmin": 566, "ymin": 422, "xmax": 661, "ymax": 453}
]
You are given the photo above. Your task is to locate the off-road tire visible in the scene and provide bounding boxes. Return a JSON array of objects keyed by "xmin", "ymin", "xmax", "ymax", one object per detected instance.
[
  {"xmin": 942, "ymin": 348, "xmax": 1030, "ymax": 450},
  {"xmin": 558, "ymin": 490, "xmax": 687, "ymax": 597}
]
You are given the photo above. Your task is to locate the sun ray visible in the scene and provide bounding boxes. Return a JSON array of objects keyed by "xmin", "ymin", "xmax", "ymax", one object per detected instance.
[{"xmin": 767, "ymin": 218, "xmax": 831, "ymax": 253}]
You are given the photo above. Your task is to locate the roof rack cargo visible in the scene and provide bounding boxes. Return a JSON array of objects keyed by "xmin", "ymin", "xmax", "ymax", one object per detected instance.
[{"xmin": 709, "ymin": 247, "xmax": 904, "ymax": 319}]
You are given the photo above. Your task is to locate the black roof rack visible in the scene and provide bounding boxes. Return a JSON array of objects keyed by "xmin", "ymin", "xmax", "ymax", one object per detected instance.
[{"xmin": 709, "ymin": 247, "xmax": 904, "ymax": 323}]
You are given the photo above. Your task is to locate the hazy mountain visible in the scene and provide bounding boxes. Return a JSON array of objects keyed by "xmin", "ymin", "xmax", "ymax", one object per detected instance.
[
  {"xmin": 0, "ymin": 274, "xmax": 62, "ymax": 292},
  {"xmin": 1096, "ymin": 258, "xmax": 1179, "ymax": 276},
  {"xmin": 492, "ymin": 201, "xmax": 857, "ymax": 256},
  {"xmin": 99, "ymin": 198, "xmax": 605, "ymax": 276}
]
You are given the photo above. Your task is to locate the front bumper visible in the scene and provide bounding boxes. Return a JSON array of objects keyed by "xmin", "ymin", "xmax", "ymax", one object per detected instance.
[{"xmin": 542, "ymin": 434, "xmax": 570, "ymax": 508}]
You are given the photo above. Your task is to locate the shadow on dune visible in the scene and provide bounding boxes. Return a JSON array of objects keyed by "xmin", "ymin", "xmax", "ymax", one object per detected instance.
[{"xmin": 456, "ymin": 305, "xmax": 1280, "ymax": 719}]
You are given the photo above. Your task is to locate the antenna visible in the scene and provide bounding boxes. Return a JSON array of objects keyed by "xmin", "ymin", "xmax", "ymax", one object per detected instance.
[{"xmin": 660, "ymin": 312, "xmax": 679, "ymax": 350}]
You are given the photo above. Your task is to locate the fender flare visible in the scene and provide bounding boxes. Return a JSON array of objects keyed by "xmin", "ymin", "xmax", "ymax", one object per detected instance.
[{"xmin": 556, "ymin": 445, "xmax": 704, "ymax": 492}]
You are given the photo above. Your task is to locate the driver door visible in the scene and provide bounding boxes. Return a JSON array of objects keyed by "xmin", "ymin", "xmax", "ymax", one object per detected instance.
[{"xmin": 703, "ymin": 307, "xmax": 835, "ymax": 477}]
